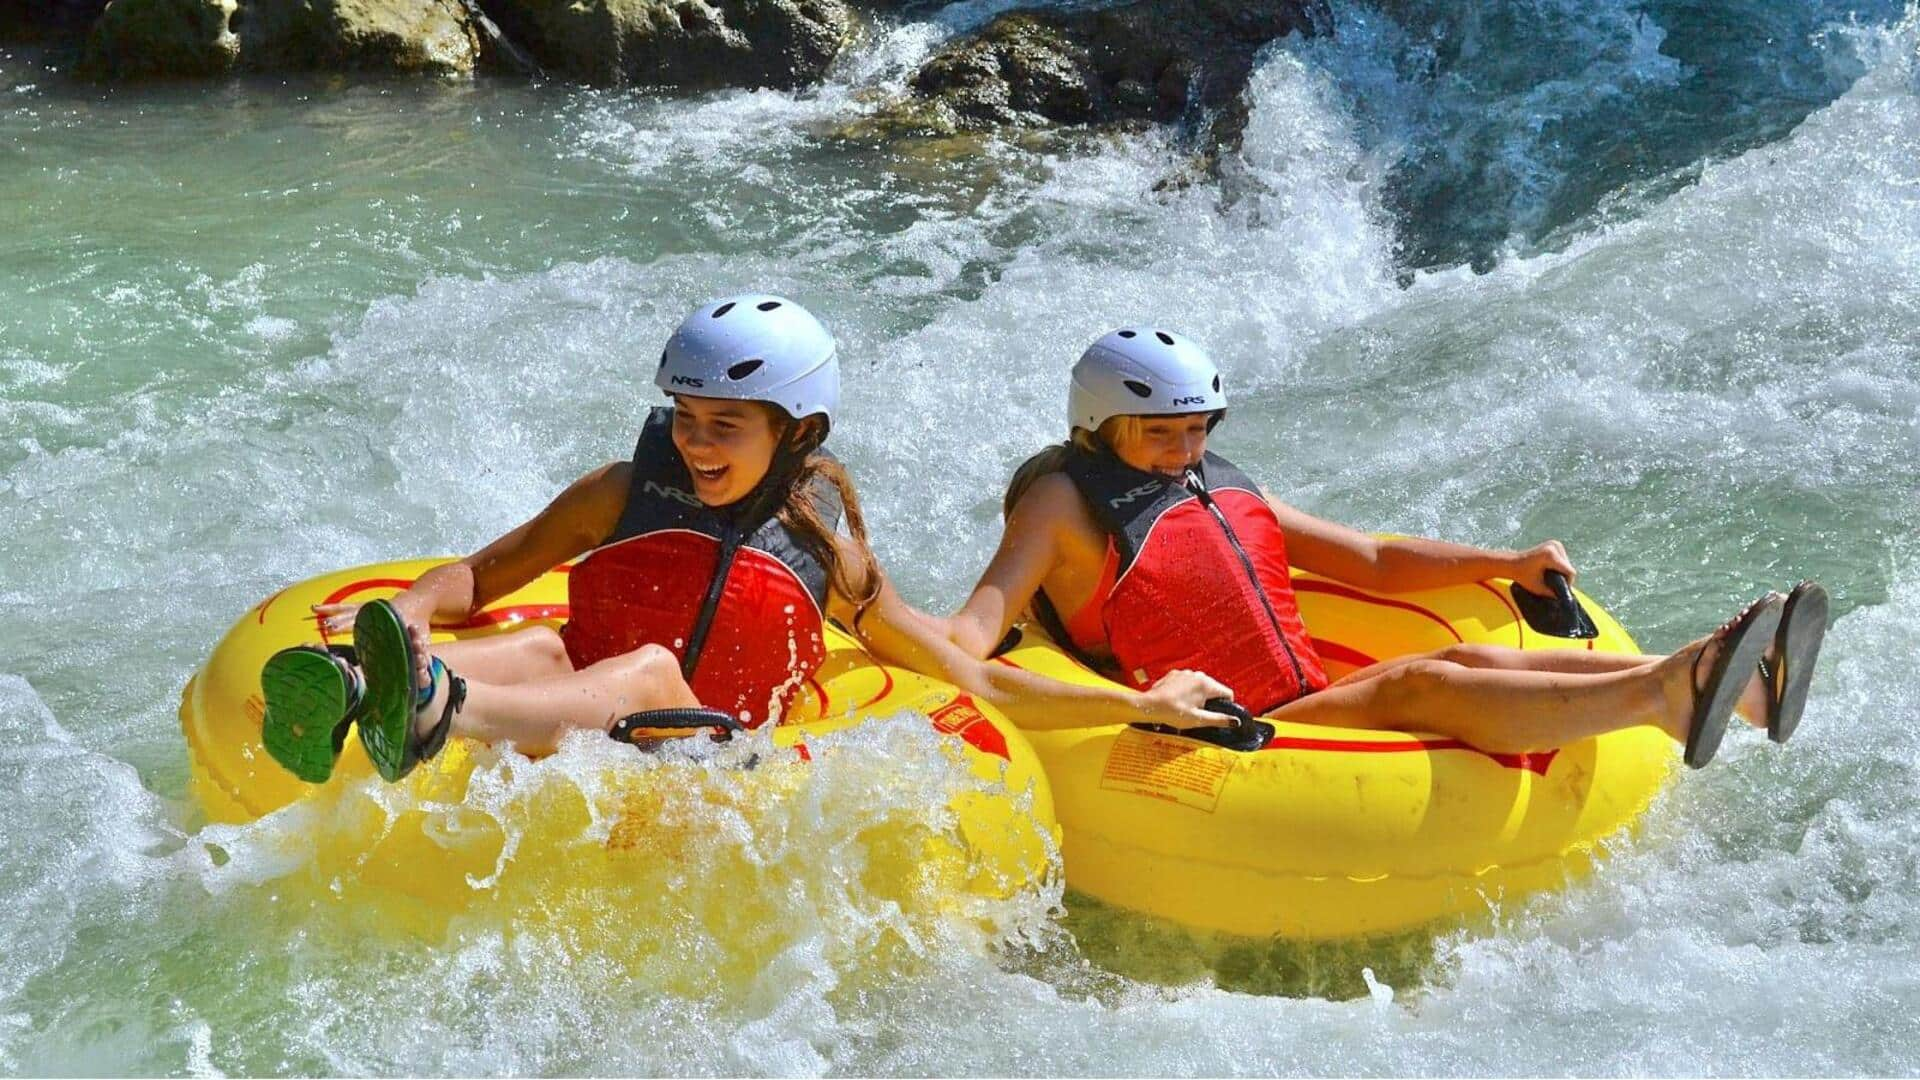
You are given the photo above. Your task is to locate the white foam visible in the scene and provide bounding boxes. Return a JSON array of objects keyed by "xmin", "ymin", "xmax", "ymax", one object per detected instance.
[{"xmin": 3, "ymin": 3, "xmax": 1919, "ymax": 1072}]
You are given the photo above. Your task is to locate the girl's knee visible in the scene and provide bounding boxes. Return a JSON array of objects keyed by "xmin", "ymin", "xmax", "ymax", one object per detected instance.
[
  {"xmin": 1376, "ymin": 658, "xmax": 1460, "ymax": 710},
  {"xmin": 530, "ymin": 626, "xmax": 574, "ymax": 670},
  {"xmin": 610, "ymin": 643, "xmax": 680, "ymax": 682}
]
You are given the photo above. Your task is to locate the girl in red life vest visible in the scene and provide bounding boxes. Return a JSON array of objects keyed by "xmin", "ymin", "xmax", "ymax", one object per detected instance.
[
  {"xmin": 259, "ymin": 298, "xmax": 1233, "ymax": 786},
  {"xmin": 938, "ymin": 326, "xmax": 1829, "ymax": 769}
]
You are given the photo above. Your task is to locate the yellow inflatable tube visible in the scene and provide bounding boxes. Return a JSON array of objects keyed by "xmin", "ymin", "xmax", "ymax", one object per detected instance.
[
  {"xmin": 182, "ymin": 559, "xmax": 1058, "ymax": 913},
  {"xmin": 993, "ymin": 571, "xmax": 1674, "ymax": 940}
]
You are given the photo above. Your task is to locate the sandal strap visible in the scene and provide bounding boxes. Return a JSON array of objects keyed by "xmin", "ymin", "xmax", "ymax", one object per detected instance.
[{"xmin": 406, "ymin": 657, "xmax": 465, "ymax": 769}]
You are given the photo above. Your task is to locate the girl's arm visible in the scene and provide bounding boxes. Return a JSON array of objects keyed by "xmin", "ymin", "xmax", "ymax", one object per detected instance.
[
  {"xmin": 315, "ymin": 461, "xmax": 630, "ymax": 633},
  {"xmin": 1268, "ymin": 495, "xmax": 1576, "ymax": 596},
  {"xmin": 946, "ymin": 472, "xmax": 1079, "ymax": 660},
  {"xmin": 833, "ymin": 495, "xmax": 1234, "ymax": 731},
  {"xmin": 834, "ymin": 557, "xmax": 1233, "ymax": 731}
]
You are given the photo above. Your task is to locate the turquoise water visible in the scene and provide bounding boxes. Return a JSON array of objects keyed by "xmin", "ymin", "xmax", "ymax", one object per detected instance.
[{"xmin": 3, "ymin": 0, "xmax": 1918, "ymax": 1072}]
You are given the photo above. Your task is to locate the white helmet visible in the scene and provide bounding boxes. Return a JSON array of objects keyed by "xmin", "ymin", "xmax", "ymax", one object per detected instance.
[
  {"xmin": 655, "ymin": 294, "xmax": 838, "ymax": 425},
  {"xmin": 1067, "ymin": 326, "xmax": 1226, "ymax": 432}
]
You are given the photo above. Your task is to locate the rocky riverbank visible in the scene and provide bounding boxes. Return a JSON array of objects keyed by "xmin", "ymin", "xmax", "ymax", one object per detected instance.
[{"xmin": 6, "ymin": 0, "xmax": 1325, "ymax": 149}]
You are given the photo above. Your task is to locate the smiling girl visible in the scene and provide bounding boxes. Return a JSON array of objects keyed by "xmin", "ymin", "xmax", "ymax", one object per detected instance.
[
  {"xmin": 940, "ymin": 327, "xmax": 1829, "ymax": 767},
  {"xmin": 258, "ymin": 298, "xmax": 1234, "ymax": 785}
]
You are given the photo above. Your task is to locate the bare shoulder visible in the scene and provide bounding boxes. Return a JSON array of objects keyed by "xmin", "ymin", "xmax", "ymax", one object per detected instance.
[
  {"xmin": 1009, "ymin": 470, "xmax": 1100, "ymax": 547},
  {"xmin": 1008, "ymin": 470, "xmax": 1082, "ymax": 528},
  {"xmin": 588, "ymin": 458, "xmax": 632, "ymax": 492},
  {"xmin": 545, "ymin": 460, "xmax": 631, "ymax": 547},
  {"xmin": 563, "ymin": 459, "xmax": 630, "ymax": 508}
]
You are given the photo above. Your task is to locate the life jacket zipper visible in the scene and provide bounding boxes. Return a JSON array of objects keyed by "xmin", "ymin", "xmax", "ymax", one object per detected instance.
[{"xmin": 1184, "ymin": 469, "xmax": 1307, "ymax": 694}]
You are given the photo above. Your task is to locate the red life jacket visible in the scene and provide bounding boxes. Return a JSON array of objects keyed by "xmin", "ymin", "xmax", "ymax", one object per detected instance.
[
  {"xmin": 560, "ymin": 407, "xmax": 835, "ymax": 727},
  {"xmin": 1034, "ymin": 448, "xmax": 1328, "ymax": 714}
]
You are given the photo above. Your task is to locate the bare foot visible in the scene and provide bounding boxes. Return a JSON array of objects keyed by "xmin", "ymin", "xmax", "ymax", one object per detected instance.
[
  {"xmin": 405, "ymin": 620, "xmax": 450, "ymax": 741},
  {"xmin": 1656, "ymin": 636, "xmax": 1716, "ymax": 743},
  {"xmin": 1734, "ymin": 645, "xmax": 1776, "ymax": 730},
  {"xmin": 1658, "ymin": 594, "xmax": 1784, "ymax": 743}
]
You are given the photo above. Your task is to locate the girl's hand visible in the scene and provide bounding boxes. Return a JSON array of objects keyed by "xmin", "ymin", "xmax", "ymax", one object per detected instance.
[
  {"xmin": 312, "ymin": 602, "xmax": 361, "ymax": 636},
  {"xmin": 1139, "ymin": 669, "xmax": 1238, "ymax": 730},
  {"xmin": 1510, "ymin": 540, "xmax": 1576, "ymax": 596},
  {"xmin": 312, "ymin": 594, "xmax": 436, "ymax": 690}
]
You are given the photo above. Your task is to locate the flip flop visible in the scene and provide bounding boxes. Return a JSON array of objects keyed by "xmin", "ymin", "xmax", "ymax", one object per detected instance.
[
  {"xmin": 353, "ymin": 599, "xmax": 465, "ymax": 783},
  {"xmin": 261, "ymin": 645, "xmax": 366, "ymax": 783},
  {"xmin": 1685, "ymin": 592, "xmax": 1785, "ymax": 769},
  {"xmin": 1764, "ymin": 580, "xmax": 1830, "ymax": 745}
]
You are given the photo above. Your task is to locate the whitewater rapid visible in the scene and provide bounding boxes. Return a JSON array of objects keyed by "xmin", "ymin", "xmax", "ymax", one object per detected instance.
[{"xmin": 2, "ymin": 0, "xmax": 1916, "ymax": 1073}]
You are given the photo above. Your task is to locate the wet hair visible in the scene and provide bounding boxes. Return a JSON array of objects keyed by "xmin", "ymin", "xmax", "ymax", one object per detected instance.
[{"xmin": 766, "ymin": 410, "xmax": 884, "ymax": 627}]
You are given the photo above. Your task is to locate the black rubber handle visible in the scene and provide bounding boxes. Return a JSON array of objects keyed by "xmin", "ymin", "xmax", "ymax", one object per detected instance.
[
  {"xmin": 1131, "ymin": 697, "xmax": 1274, "ymax": 753},
  {"xmin": 1510, "ymin": 569, "xmax": 1599, "ymax": 639},
  {"xmin": 609, "ymin": 707, "xmax": 745, "ymax": 746},
  {"xmin": 1203, "ymin": 697, "xmax": 1254, "ymax": 727}
]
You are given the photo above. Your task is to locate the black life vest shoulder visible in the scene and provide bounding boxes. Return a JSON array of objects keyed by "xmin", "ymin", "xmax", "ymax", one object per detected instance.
[{"xmin": 1061, "ymin": 447, "xmax": 1261, "ymax": 572}]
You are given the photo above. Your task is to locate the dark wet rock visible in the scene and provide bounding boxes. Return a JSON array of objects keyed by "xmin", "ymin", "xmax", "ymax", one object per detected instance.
[
  {"xmin": 859, "ymin": 0, "xmax": 1327, "ymax": 147},
  {"xmin": 79, "ymin": 0, "xmax": 481, "ymax": 78},
  {"xmin": 906, "ymin": 15, "xmax": 1100, "ymax": 127},
  {"xmin": 480, "ymin": 0, "xmax": 855, "ymax": 89},
  {"xmin": 80, "ymin": 0, "xmax": 241, "ymax": 76},
  {"xmin": 243, "ymin": 0, "xmax": 479, "ymax": 72},
  {"xmin": 1, "ymin": 0, "xmax": 108, "ymax": 43}
]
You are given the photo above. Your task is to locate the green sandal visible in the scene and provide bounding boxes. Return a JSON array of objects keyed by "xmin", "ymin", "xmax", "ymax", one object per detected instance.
[
  {"xmin": 353, "ymin": 599, "xmax": 465, "ymax": 783},
  {"xmin": 261, "ymin": 645, "xmax": 366, "ymax": 784}
]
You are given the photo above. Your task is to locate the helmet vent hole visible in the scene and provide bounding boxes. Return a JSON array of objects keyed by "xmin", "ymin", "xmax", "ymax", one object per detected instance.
[
  {"xmin": 1117, "ymin": 329, "xmax": 1137, "ymax": 339},
  {"xmin": 658, "ymin": 348, "xmax": 669, "ymax": 369},
  {"xmin": 1155, "ymin": 331, "xmax": 1174, "ymax": 346},
  {"xmin": 726, "ymin": 359, "xmax": 764, "ymax": 381},
  {"xmin": 712, "ymin": 302, "xmax": 736, "ymax": 318},
  {"xmin": 1124, "ymin": 379, "xmax": 1154, "ymax": 399},
  {"xmin": 1212, "ymin": 374, "xmax": 1221, "ymax": 391},
  {"xmin": 757, "ymin": 300, "xmax": 782, "ymax": 311}
]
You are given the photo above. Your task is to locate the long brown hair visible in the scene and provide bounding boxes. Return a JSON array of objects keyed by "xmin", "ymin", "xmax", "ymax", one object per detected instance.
[{"xmin": 767, "ymin": 411, "xmax": 883, "ymax": 626}]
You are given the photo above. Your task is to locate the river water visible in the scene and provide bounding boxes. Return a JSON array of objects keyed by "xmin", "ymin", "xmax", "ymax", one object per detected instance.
[{"xmin": 3, "ymin": 0, "xmax": 1918, "ymax": 1073}]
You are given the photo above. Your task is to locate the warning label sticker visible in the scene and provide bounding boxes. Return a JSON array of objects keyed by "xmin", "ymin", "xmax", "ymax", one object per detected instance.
[
  {"xmin": 929, "ymin": 696, "xmax": 1010, "ymax": 760},
  {"xmin": 1100, "ymin": 730, "xmax": 1233, "ymax": 812}
]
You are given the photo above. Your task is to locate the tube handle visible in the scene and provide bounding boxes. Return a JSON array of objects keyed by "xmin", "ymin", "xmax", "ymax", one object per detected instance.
[
  {"xmin": 1131, "ymin": 697, "xmax": 1274, "ymax": 753},
  {"xmin": 1510, "ymin": 569, "xmax": 1599, "ymax": 639},
  {"xmin": 609, "ymin": 707, "xmax": 745, "ymax": 746}
]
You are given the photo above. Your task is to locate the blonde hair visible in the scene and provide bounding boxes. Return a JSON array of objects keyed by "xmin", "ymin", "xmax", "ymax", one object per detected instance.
[{"xmin": 1001, "ymin": 416, "xmax": 1142, "ymax": 520}]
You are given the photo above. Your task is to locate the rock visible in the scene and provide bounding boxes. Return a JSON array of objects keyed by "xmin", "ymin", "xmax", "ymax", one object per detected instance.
[
  {"xmin": 1, "ymin": 0, "xmax": 109, "ymax": 43},
  {"xmin": 863, "ymin": 0, "xmax": 1327, "ymax": 145},
  {"xmin": 482, "ymin": 0, "xmax": 855, "ymax": 89},
  {"xmin": 906, "ymin": 15, "xmax": 1097, "ymax": 128},
  {"xmin": 240, "ymin": 0, "xmax": 478, "ymax": 73},
  {"xmin": 79, "ymin": 0, "xmax": 480, "ymax": 79},
  {"xmin": 81, "ymin": 0, "xmax": 240, "ymax": 76}
]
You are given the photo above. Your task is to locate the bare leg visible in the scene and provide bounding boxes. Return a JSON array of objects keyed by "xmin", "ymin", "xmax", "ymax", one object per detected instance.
[
  {"xmin": 428, "ymin": 625, "xmax": 573, "ymax": 685},
  {"xmin": 424, "ymin": 643, "xmax": 699, "ymax": 756},
  {"xmin": 1332, "ymin": 642, "xmax": 1771, "ymax": 729},
  {"xmin": 1270, "ymin": 632, "xmax": 1757, "ymax": 754},
  {"xmin": 1331, "ymin": 644, "xmax": 1655, "ymax": 687}
]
